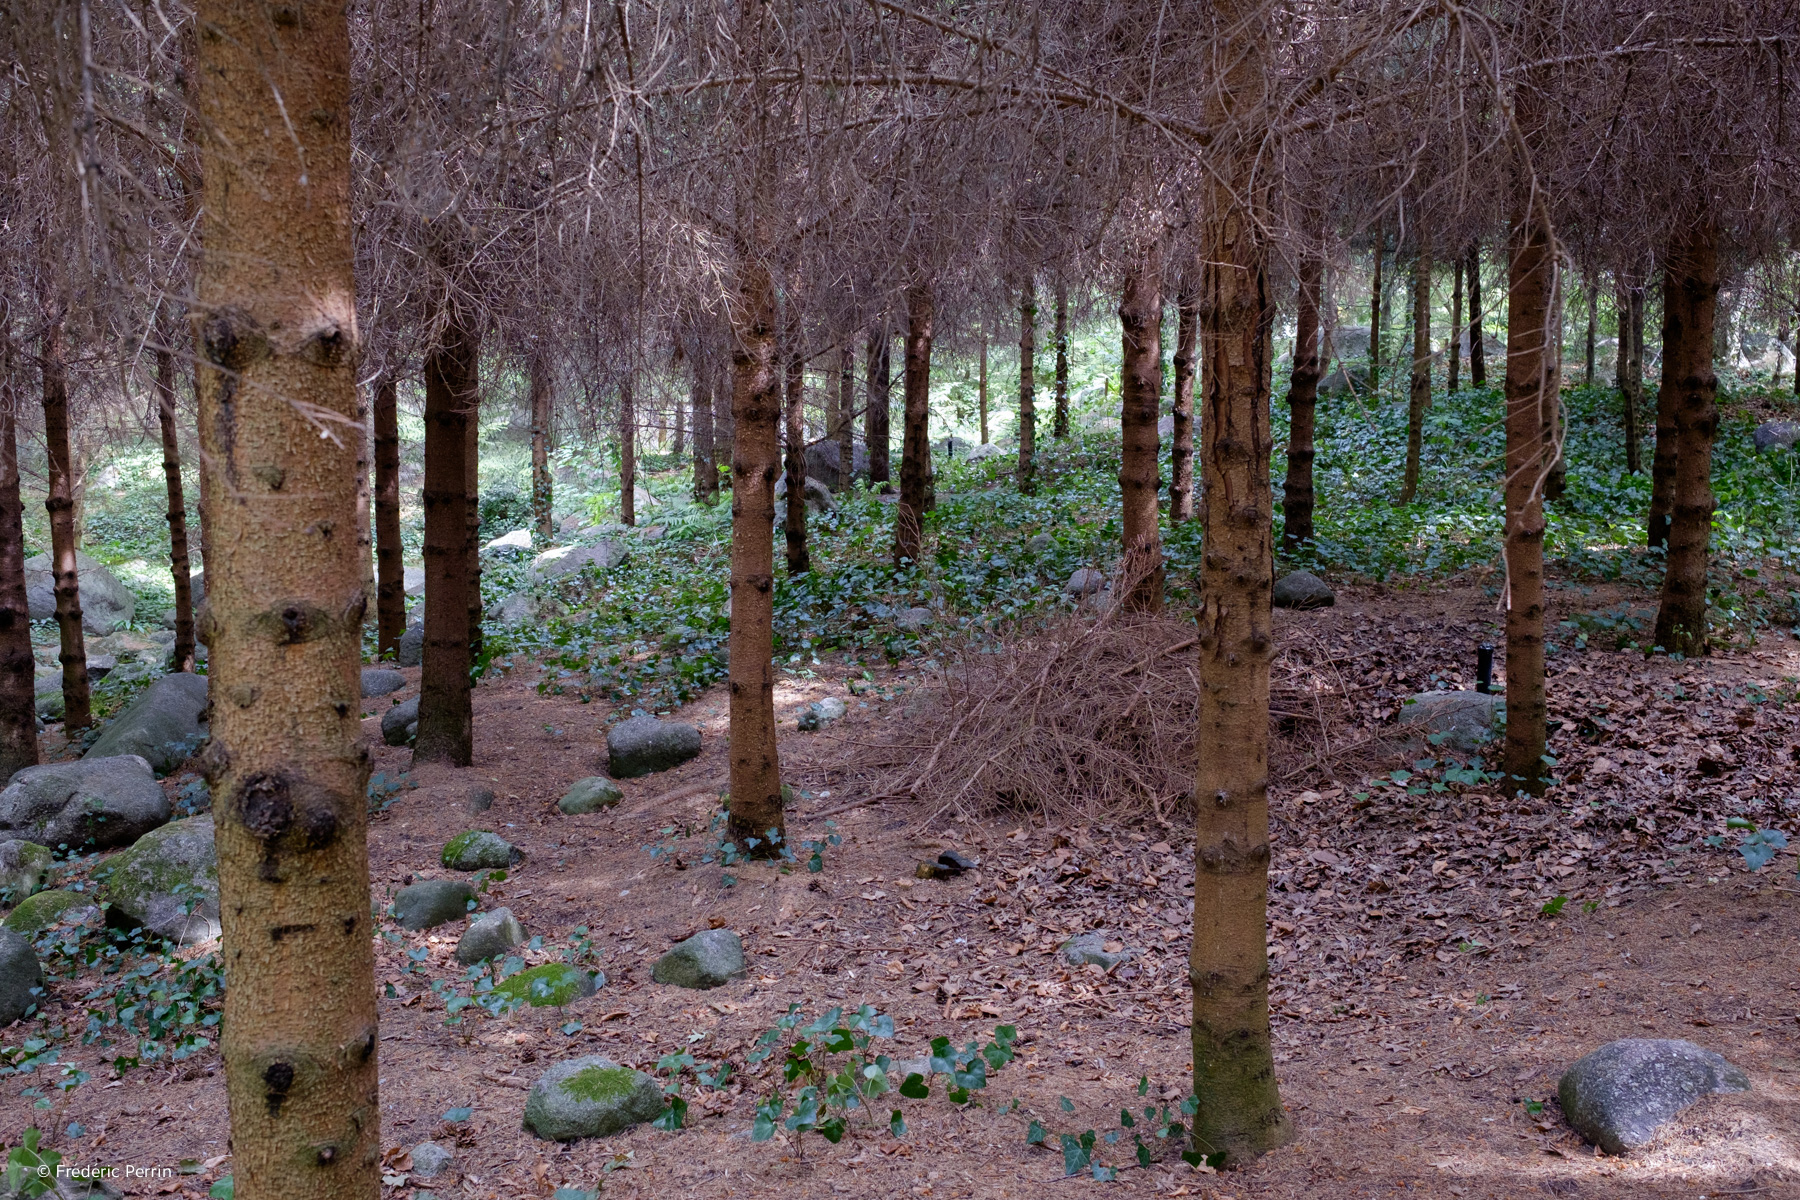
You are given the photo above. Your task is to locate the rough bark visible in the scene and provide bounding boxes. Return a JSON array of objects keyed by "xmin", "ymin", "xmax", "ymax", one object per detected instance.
[
  {"xmin": 977, "ymin": 337, "xmax": 989, "ymax": 447},
  {"xmin": 464, "ymin": 361, "xmax": 482, "ymax": 663},
  {"xmin": 1369, "ymin": 226, "xmax": 1384, "ymax": 391},
  {"xmin": 713, "ymin": 354, "xmax": 735, "ymax": 472},
  {"xmin": 1647, "ymin": 287, "xmax": 1680, "ymax": 550},
  {"xmin": 619, "ymin": 374, "xmax": 636, "ymax": 527},
  {"xmin": 1170, "ymin": 288, "xmax": 1199, "ymax": 524},
  {"xmin": 0, "ymin": 352, "xmax": 38, "ymax": 778},
  {"xmin": 1401, "ymin": 250, "xmax": 1432, "ymax": 503},
  {"xmin": 1621, "ymin": 282, "xmax": 1645, "ymax": 473},
  {"xmin": 1448, "ymin": 257, "xmax": 1463, "ymax": 391},
  {"xmin": 673, "ymin": 389, "xmax": 686, "ymax": 457},
  {"xmin": 895, "ymin": 284, "xmax": 933, "ymax": 565},
  {"xmin": 1282, "ymin": 259, "xmax": 1322, "ymax": 551},
  {"xmin": 154, "ymin": 339, "xmax": 198, "ymax": 673},
  {"xmin": 1652, "ymin": 224, "xmax": 1720, "ymax": 656},
  {"xmin": 40, "ymin": 320, "xmax": 89, "ymax": 733},
  {"xmin": 1016, "ymin": 281, "xmax": 1037, "ymax": 495},
  {"xmin": 691, "ymin": 350, "xmax": 716, "ymax": 504},
  {"xmin": 1054, "ymin": 280, "xmax": 1071, "ymax": 439},
  {"xmin": 1467, "ymin": 244, "xmax": 1486, "ymax": 387},
  {"xmin": 782, "ymin": 331, "xmax": 809, "ymax": 576},
  {"xmin": 530, "ymin": 352, "xmax": 554, "ymax": 538},
  {"xmin": 1118, "ymin": 248, "xmax": 1165, "ymax": 612},
  {"xmin": 865, "ymin": 326, "xmax": 891, "ymax": 486},
  {"xmin": 1583, "ymin": 278, "xmax": 1598, "ymax": 386},
  {"xmin": 373, "ymin": 375, "xmax": 405, "ymax": 660},
  {"xmin": 836, "ymin": 344, "xmax": 854, "ymax": 488},
  {"xmin": 190, "ymin": 3, "xmax": 380, "ymax": 1196}
]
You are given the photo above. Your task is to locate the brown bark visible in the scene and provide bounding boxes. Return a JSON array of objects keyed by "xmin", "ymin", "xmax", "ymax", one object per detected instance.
[
  {"xmin": 977, "ymin": 337, "xmax": 989, "ymax": 447},
  {"xmin": 865, "ymin": 325, "xmax": 891, "ymax": 486},
  {"xmin": 0, "ymin": 347, "xmax": 38, "ymax": 778},
  {"xmin": 619, "ymin": 374, "xmax": 636, "ymax": 527},
  {"xmin": 1282, "ymin": 259, "xmax": 1322, "ymax": 550},
  {"xmin": 1448, "ymin": 257, "xmax": 1463, "ymax": 392},
  {"xmin": 713, "ymin": 353, "xmax": 735, "ymax": 472},
  {"xmin": 691, "ymin": 349, "xmax": 716, "ymax": 504},
  {"xmin": 1583, "ymin": 278, "xmax": 1598, "ymax": 386},
  {"xmin": 836, "ymin": 344, "xmax": 854, "ymax": 488},
  {"xmin": 1652, "ymin": 224, "xmax": 1720, "ymax": 656},
  {"xmin": 415, "ymin": 293, "xmax": 478, "ymax": 767},
  {"xmin": 1017, "ymin": 281, "xmax": 1038, "ymax": 494},
  {"xmin": 155, "ymin": 339, "xmax": 197, "ymax": 672},
  {"xmin": 895, "ymin": 284, "xmax": 933, "ymax": 565},
  {"xmin": 1054, "ymin": 280, "xmax": 1071, "ymax": 439},
  {"xmin": 530, "ymin": 352, "xmax": 554, "ymax": 538},
  {"xmin": 191, "ymin": 1, "xmax": 379, "ymax": 1195},
  {"xmin": 1401, "ymin": 250, "xmax": 1432, "ymax": 503},
  {"xmin": 40, "ymin": 320, "xmax": 89, "ymax": 733},
  {"xmin": 373, "ymin": 376, "xmax": 405, "ymax": 660},
  {"xmin": 1170, "ymin": 288, "xmax": 1199, "ymax": 525},
  {"xmin": 673, "ymin": 389, "xmax": 686, "ymax": 457},
  {"xmin": 1118, "ymin": 248, "xmax": 1165, "ymax": 612},
  {"xmin": 1647, "ymin": 284, "xmax": 1679, "ymax": 550},
  {"xmin": 1369, "ymin": 226, "xmax": 1384, "ymax": 391},
  {"xmin": 1621, "ymin": 282, "xmax": 1645, "ymax": 474},
  {"xmin": 1466, "ymin": 244, "xmax": 1486, "ymax": 387},
  {"xmin": 782, "ymin": 329, "xmax": 810, "ymax": 576},
  {"xmin": 464, "ymin": 363, "xmax": 482, "ymax": 661}
]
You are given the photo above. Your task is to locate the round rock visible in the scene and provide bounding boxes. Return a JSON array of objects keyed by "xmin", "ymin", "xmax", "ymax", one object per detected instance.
[
  {"xmin": 382, "ymin": 696, "xmax": 420, "ymax": 747},
  {"xmin": 652, "ymin": 929, "xmax": 746, "ymax": 990},
  {"xmin": 393, "ymin": 879, "xmax": 474, "ymax": 931},
  {"xmin": 559, "ymin": 777, "xmax": 624, "ymax": 814},
  {"xmin": 397, "ymin": 621, "xmax": 425, "ymax": 668},
  {"xmin": 606, "ymin": 716, "xmax": 702, "ymax": 779},
  {"xmin": 409, "ymin": 1141, "xmax": 455, "ymax": 1179},
  {"xmin": 0, "ymin": 755, "xmax": 170, "ymax": 850},
  {"xmin": 0, "ymin": 839, "xmax": 53, "ymax": 900},
  {"xmin": 96, "ymin": 814, "xmax": 220, "ymax": 943},
  {"xmin": 1396, "ymin": 690, "xmax": 1503, "ymax": 753},
  {"xmin": 0, "ymin": 927, "xmax": 45, "ymax": 1024},
  {"xmin": 84, "ymin": 672, "xmax": 210, "ymax": 774},
  {"xmin": 3, "ymin": 888, "xmax": 100, "ymax": 936},
  {"xmin": 440, "ymin": 831, "xmax": 523, "ymax": 871},
  {"xmin": 523, "ymin": 1055, "xmax": 664, "ymax": 1141},
  {"xmin": 493, "ymin": 963, "xmax": 600, "ymax": 1008},
  {"xmin": 1272, "ymin": 569, "xmax": 1335, "ymax": 610},
  {"xmin": 1558, "ymin": 1039, "xmax": 1750, "ymax": 1154},
  {"xmin": 454, "ymin": 908, "xmax": 526, "ymax": 965},
  {"xmin": 361, "ymin": 668, "xmax": 407, "ymax": 698}
]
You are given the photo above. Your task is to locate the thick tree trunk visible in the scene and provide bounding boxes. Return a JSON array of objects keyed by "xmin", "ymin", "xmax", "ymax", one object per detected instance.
[
  {"xmin": 895, "ymin": 284, "xmax": 932, "ymax": 565},
  {"xmin": 1118, "ymin": 248, "xmax": 1165, "ymax": 612},
  {"xmin": 1622, "ymin": 283, "xmax": 1645, "ymax": 473},
  {"xmin": 726, "ymin": 262, "xmax": 785, "ymax": 856},
  {"xmin": 1401, "ymin": 250, "xmax": 1432, "ymax": 503},
  {"xmin": 865, "ymin": 326, "xmax": 891, "ymax": 486},
  {"xmin": 1501, "ymin": 195, "xmax": 1557, "ymax": 795},
  {"xmin": 1448, "ymin": 257, "xmax": 1463, "ymax": 391},
  {"xmin": 156, "ymin": 342, "xmax": 197, "ymax": 672},
  {"xmin": 1282, "ymin": 259, "xmax": 1322, "ymax": 551},
  {"xmin": 1652, "ymin": 225, "xmax": 1719, "ymax": 656},
  {"xmin": 977, "ymin": 337, "xmax": 989, "ymax": 447},
  {"xmin": 0, "ymin": 356, "xmax": 38, "ymax": 778},
  {"xmin": 191, "ymin": 2, "xmax": 380, "ymax": 1196},
  {"xmin": 530, "ymin": 353, "xmax": 554, "ymax": 538},
  {"xmin": 691, "ymin": 351, "xmax": 716, "ymax": 504},
  {"xmin": 464, "ymin": 369, "xmax": 482, "ymax": 661},
  {"xmin": 1016, "ymin": 281, "xmax": 1037, "ymax": 495},
  {"xmin": 40, "ymin": 321, "xmax": 89, "ymax": 733},
  {"xmin": 1170, "ymin": 288, "xmax": 1199, "ymax": 524},
  {"xmin": 782, "ymin": 334, "xmax": 809, "ymax": 575},
  {"xmin": 1466, "ymin": 245, "xmax": 1486, "ymax": 387},
  {"xmin": 836, "ymin": 345, "xmax": 854, "ymax": 488},
  {"xmin": 1190, "ymin": 9, "xmax": 1292, "ymax": 1161},
  {"xmin": 619, "ymin": 375, "xmax": 636, "ymax": 527},
  {"xmin": 1369, "ymin": 226, "xmax": 1384, "ymax": 391},
  {"xmin": 1054, "ymin": 280, "xmax": 1071, "ymax": 439},
  {"xmin": 373, "ymin": 376, "xmax": 405, "ymax": 661},
  {"xmin": 416, "ymin": 295, "xmax": 478, "ymax": 766}
]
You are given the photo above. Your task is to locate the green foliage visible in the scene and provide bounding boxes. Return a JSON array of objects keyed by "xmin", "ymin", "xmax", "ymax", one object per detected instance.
[
  {"xmin": 1704, "ymin": 817, "xmax": 1789, "ymax": 871},
  {"xmin": 1029, "ymin": 1080, "xmax": 1207, "ymax": 1179},
  {"xmin": 3, "ymin": 1128, "xmax": 59, "ymax": 1197}
]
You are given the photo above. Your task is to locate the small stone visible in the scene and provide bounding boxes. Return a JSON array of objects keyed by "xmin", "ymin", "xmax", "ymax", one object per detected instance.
[
  {"xmin": 652, "ymin": 929, "xmax": 746, "ymax": 990},
  {"xmin": 3, "ymin": 889, "xmax": 99, "ymax": 935},
  {"xmin": 441, "ymin": 831, "xmax": 523, "ymax": 871},
  {"xmin": 0, "ymin": 927, "xmax": 44, "ymax": 1024},
  {"xmin": 0, "ymin": 839, "xmax": 53, "ymax": 900},
  {"xmin": 96, "ymin": 815, "xmax": 220, "ymax": 943},
  {"xmin": 408, "ymin": 1141, "xmax": 455, "ymax": 1179},
  {"xmin": 893, "ymin": 607, "xmax": 933, "ymax": 634},
  {"xmin": 493, "ymin": 963, "xmax": 600, "ymax": 1007},
  {"xmin": 915, "ymin": 849, "xmax": 977, "ymax": 880},
  {"xmin": 559, "ymin": 777, "xmax": 624, "ymax": 814},
  {"xmin": 523, "ymin": 1055, "xmax": 664, "ymax": 1141},
  {"xmin": 797, "ymin": 697, "xmax": 848, "ymax": 732},
  {"xmin": 454, "ymin": 907, "xmax": 526, "ymax": 965},
  {"xmin": 382, "ymin": 696, "xmax": 420, "ymax": 747},
  {"xmin": 1064, "ymin": 569, "xmax": 1108, "ymax": 598},
  {"xmin": 397, "ymin": 621, "xmax": 425, "ymax": 668},
  {"xmin": 1272, "ymin": 570, "xmax": 1335, "ymax": 610},
  {"xmin": 393, "ymin": 879, "xmax": 474, "ymax": 931},
  {"xmin": 0, "ymin": 756, "xmax": 170, "ymax": 850},
  {"xmin": 361, "ymin": 668, "xmax": 406, "ymax": 698},
  {"xmin": 1060, "ymin": 931, "xmax": 1138, "ymax": 972},
  {"xmin": 1396, "ymin": 690, "xmax": 1503, "ymax": 753},
  {"xmin": 466, "ymin": 786, "xmax": 495, "ymax": 814},
  {"xmin": 1558, "ymin": 1039, "xmax": 1751, "ymax": 1154},
  {"xmin": 607, "ymin": 716, "xmax": 702, "ymax": 778}
]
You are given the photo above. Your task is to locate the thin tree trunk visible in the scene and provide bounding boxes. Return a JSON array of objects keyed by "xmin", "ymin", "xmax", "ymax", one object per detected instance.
[
  {"xmin": 464, "ymin": 368, "xmax": 482, "ymax": 661},
  {"xmin": 530, "ymin": 353, "xmax": 554, "ymax": 539},
  {"xmin": 1770, "ymin": 311, "xmax": 1788, "ymax": 391},
  {"xmin": 1501, "ymin": 191, "xmax": 1557, "ymax": 795},
  {"xmin": 691, "ymin": 349, "xmax": 715, "ymax": 504},
  {"xmin": 782, "ymin": 329, "xmax": 809, "ymax": 576},
  {"xmin": 191, "ymin": 1, "xmax": 380, "ymax": 1194},
  {"xmin": 977, "ymin": 337, "xmax": 989, "ymax": 446},
  {"xmin": 836, "ymin": 345, "xmax": 854, "ymax": 488},
  {"xmin": 374, "ymin": 375, "xmax": 405, "ymax": 660},
  {"xmin": 1017, "ymin": 280, "xmax": 1037, "ymax": 494},
  {"xmin": 895, "ymin": 284, "xmax": 932, "ymax": 565},
  {"xmin": 356, "ymin": 385, "xmax": 375, "ymax": 641},
  {"xmin": 1170, "ymin": 288, "xmax": 1199, "ymax": 524},
  {"xmin": 1054, "ymin": 279, "xmax": 1071, "ymax": 439},
  {"xmin": 40, "ymin": 320, "xmax": 89, "ymax": 733},
  {"xmin": 673, "ymin": 389, "xmax": 686, "ymax": 457},
  {"xmin": 1623, "ymin": 283, "xmax": 1645, "ymax": 474},
  {"xmin": 1118, "ymin": 248, "xmax": 1164, "ymax": 612},
  {"xmin": 1652, "ymin": 224, "xmax": 1720, "ymax": 656},
  {"xmin": 0, "ymin": 347, "xmax": 38, "ymax": 777},
  {"xmin": 1466, "ymin": 245, "xmax": 1486, "ymax": 387},
  {"xmin": 714, "ymin": 352, "xmax": 735, "ymax": 476},
  {"xmin": 619, "ymin": 374, "xmax": 636, "ymax": 526},
  {"xmin": 416, "ymin": 293, "xmax": 477, "ymax": 766},
  {"xmin": 1282, "ymin": 258, "xmax": 1322, "ymax": 551},
  {"xmin": 1583, "ymin": 277, "xmax": 1598, "ymax": 386},
  {"xmin": 1647, "ymin": 278, "xmax": 1679, "ymax": 550},
  {"xmin": 1369, "ymin": 225, "xmax": 1384, "ymax": 391},
  {"xmin": 1448, "ymin": 257, "xmax": 1463, "ymax": 391},
  {"xmin": 1401, "ymin": 249, "xmax": 1432, "ymax": 503},
  {"xmin": 726, "ymin": 261, "xmax": 784, "ymax": 856},
  {"xmin": 156, "ymin": 340, "xmax": 197, "ymax": 672},
  {"xmin": 865, "ymin": 325, "xmax": 891, "ymax": 487}
]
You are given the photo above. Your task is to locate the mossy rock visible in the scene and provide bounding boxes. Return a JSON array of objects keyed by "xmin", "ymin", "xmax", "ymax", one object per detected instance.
[
  {"xmin": 523, "ymin": 1055, "xmax": 663, "ymax": 1141},
  {"xmin": 2, "ymin": 888, "xmax": 98, "ymax": 935},
  {"xmin": 441, "ymin": 831, "xmax": 523, "ymax": 871},
  {"xmin": 95, "ymin": 815, "xmax": 219, "ymax": 943},
  {"xmin": 493, "ymin": 962, "xmax": 601, "ymax": 1008},
  {"xmin": 0, "ymin": 840, "xmax": 52, "ymax": 902},
  {"xmin": 558, "ymin": 778, "xmax": 624, "ymax": 815}
]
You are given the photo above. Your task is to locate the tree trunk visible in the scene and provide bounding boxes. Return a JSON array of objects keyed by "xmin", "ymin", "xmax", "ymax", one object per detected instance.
[
  {"xmin": 726, "ymin": 262, "xmax": 785, "ymax": 856},
  {"xmin": 1369, "ymin": 226, "xmax": 1384, "ymax": 391},
  {"xmin": 977, "ymin": 337, "xmax": 989, "ymax": 447},
  {"xmin": 673, "ymin": 389, "xmax": 686, "ymax": 457},
  {"xmin": 191, "ymin": 1, "xmax": 380, "ymax": 1194},
  {"xmin": 1282, "ymin": 258, "xmax": 1322, "ymax": 551},
  {"xmin": 464, "ymin": 366, "xmax": 482, "ymax": 662},
  {"xmin": 40, "ymin": 320, "xmax": 89, "ymax": 733},
  {"xmin": 1622, "ymin": 282, "xmax": 1645, "ymax": 473},
  {"xmin": 1647, "ymin": 280, "xmax": 1679, "ymax": 550},
  {"xmin": 782, "ymin": 331, "xmax": 810, "ymax": 576},
  {"xmin": 895, "ymin": 284, "xmax": 932, "ymax": 565},
  {"xmin": 619, "ymin": 374, "xmax": 636, "ymax": 527},
  {"xmin": 1170, "ymin": 288, "xmax": 1199, "ymax": 524},
  {"xmin": 530, "ymin": 353, "xmax": 554, "ymax": 538},
  {"xmin": 373, "ymin": 375, "xmax": 405, "ymax": 660},
  {"xmin": 1190, "ymin": 7, "xmax": 1292, "ymax": 1162},
  {"xmin": 1054, "ymin": 280, "xmax": 1071, "ymax": 439},
  {"xmin": 691, "ymin": 349, "xmax": 716, "ymax": 504},
  {"xmin": 714, "ymin": 353, "xmax": 735, "ymax": 474},
  {"xmin": 1583, "ymin": 278, "xmax": 1598, "ymax": 386},
  {"xmin": 1501, "ymin": 192, "xmax": 1557, "ymax": 795},
  {"xmin": 1448, "ymin": 257, "xmax": 1463, "ymax": 392},
  {"xmin": 1118, "ymin": 248, "xmax": 1164, "ymax": 612},
  {"xmin": 1466, "ymin": 244, "xmax": 1486, "ymax": 386},
  {"xmin": 415, "ymin": 294, "xmax": 477, "ymax": 767},
  {"xmin": 836, "ymin": 345, "xmax": 854, "ymax": 489},
  {"xmin": 1652, "ymin": 224, "xmax": 1719, "ymax": 656},
  {"xmin": 1772, "ymin": 311, "xmax": 1789, "ymax": 390},
  {"xmin": 1401, "ymin": 250, "xmax": 1432, "ymax": 503},
  {"xmin": 1017, "ymin": 280, "xmax": 1037, "ymax": 494},
  {"xmin": 865, "ymin": 325, "xmax": 891, "ymax": 487},
  {"xmin": 0, "ymin": 351, "xmax": 38, "ymax": 778},
  {"xmin": 156, "ymin": 341, "xmax": 197, "ymax": 672}
]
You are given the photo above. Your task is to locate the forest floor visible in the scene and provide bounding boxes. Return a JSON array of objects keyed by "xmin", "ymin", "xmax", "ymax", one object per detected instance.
[{"xmin": 7, "ymin": 567, "xmax": 1800, "ymax": 1200}]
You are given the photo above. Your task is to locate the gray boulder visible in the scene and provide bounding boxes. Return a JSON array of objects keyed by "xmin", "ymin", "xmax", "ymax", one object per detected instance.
[
  {"xmin": 2, "ymin": 888, "xmax": 99, "ymax": 936},
  {"xmin": 409, "ymin": 1142, "xmax": 455, "ymax": 1179},
  {"xmin": 797, "ymin": 697, "xmax": 847, "ymax": 732},
  {"xmin": 1753, "ymin": 421, "xmax": 1800, "ymax": 452},
  {"xmin": 1026, "ymin": 533, "xmax": 1054, "ymax": 554},
  {"xmin": 774, "ymin": 473, "xmax": 836, "ymax": 515},
  {"xmin": 1155, "ymin": 415, "xmax": 1174, "ymax": 438},
  {"xmin": 1397, "ymin": 689, "xmax": 1503, "ymax": 753},
  {"xmin": 494, "ymin": 963, "xmax": 600, "ymax": 1007},
  {"xmin": 487, "ymin": 592, "xmax": 537, "ymax": 625},
  {"xmin": 24, "ymin": 551, "xmax": 135, "ymax": 634},
  {"xmin": 403, "ymin": 566, "xmax": 425, "ymax": 597},
  {"xmin": 1061, "ymin": 931, "xmax": 1139, "ymax": 972},
  {"xmin": 0, "ymin": 756, "xmax": 169, "ymax": 850},
  {"xmin": 454, "ymin": 907, "xmax": 526, "ymax": 965},
  {"xmin": 529, "ymin": 541, "xmax": 628, "ymax": 584},
  {"xmin": 607, "ymin": 716, "xmax": 701, "ymax": 778},
  {"xmin": 893, "ymin": 606, "xmax": 933, "ymax": 634},
  {"xmin": 0, "ymin": 927, "xmax": 44, "ymax": 1024},
  {"xmin": 652, "ymin": 929, "xmax": 746, "ymax": 989},
  {"xmin": 1319, "ymin": 363, "xmax": 1372, "ymax": 397},
  {"xmin": 440, "ymin": 831, "xmax": 522, "ymax": 871},
  {"xmin": 85, "ymin": 672, "xmax": 210, "ymax": 774},
  {"xmin": 397, "ymin": 622, "xmax": 425, "ymax": 668},
  {"xmin": 361, "ymin": 668, "xmax": 406, "ymax": 698},
  {"xmin": 482, "ymin": 529, "xmax": 534, "ymax": 558},
  {"xmin": 0, "ymin": 839, "xmax": 52, "ymax": 900},
  {"xmin": 523, "ymin": 1055, "xmax": 665, "ymax": 1141},
  {"xmin": 1558, "ymin": 1039, "xmax": 1750, "ymax": 1154},
  {"xmin": 34, "ymin": 673, "xmax": 64, "ymax": 721},
  {"xmin": 1272, "ymin": 570, "xmax": 1335, "ymax": 609},
  {"xmin": 559, "ymin": 777, "xmax": 623, "ymax": 814},
  {"xmin": 967, "ymin": 442, "xmax": 1005, "ymax": 462},
  {"xmin": 96, "ymin": 814, "xmax": 219, "ymax": 943},
  {"xmin": 393, "ymin": 879, "xmax": 473, "ymax": 931},
  {"xmin": 466, "ymin": 786, "xmax": 495, "ymax": 814},
  {"xmin": 1064, "ymin": 569, "xmax": 1108, "ymax": 599},
  {"xmin": 382, "ymin": 696, "xmax": 420, "ymax": 747},
  {"xmin": 804, "ymin": 440, "xmax": 869, "ymax": 490}
]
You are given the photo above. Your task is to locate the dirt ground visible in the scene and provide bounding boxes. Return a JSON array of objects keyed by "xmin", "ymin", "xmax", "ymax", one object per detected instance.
[{"xmin": 5, "ymin": 572, "xmax": 1800, "ymax": 1199}]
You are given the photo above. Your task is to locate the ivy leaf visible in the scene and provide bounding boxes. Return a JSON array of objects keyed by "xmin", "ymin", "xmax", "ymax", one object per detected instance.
[{"xmin": 899, "ymin": 1073, "xmax": 930, "ymax": 1100}]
